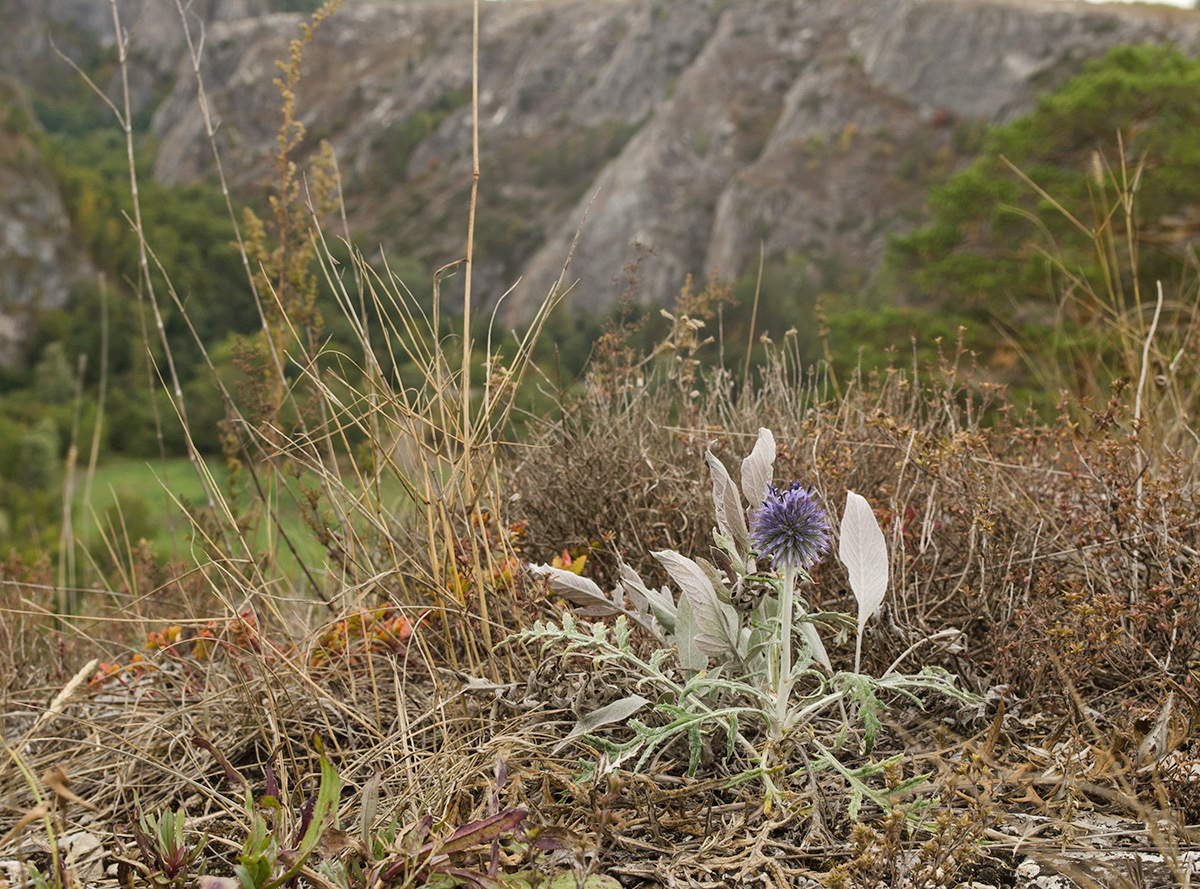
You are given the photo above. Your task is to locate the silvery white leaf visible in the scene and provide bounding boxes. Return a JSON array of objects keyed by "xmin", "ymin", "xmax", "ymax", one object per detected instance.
[
  {"xmin": 1137, "ymin": 692, "xmax": 1175, "ymax": 764},
  {"xmin": 577, "ymin": 604, "xmax": 621, "ymax": 617},
  {"xmin": 738, "ymin": 626, "xmax": 754, "ymax": 660},
  {"xmin": 838, "ymin": 491, "xmax": 889, "ymax": 672},
  {"xmin": 706, "ymin": 446, "xmax": 750, "ymax": 553},
  {"xmin": 619, "ymin": 561, "xmax": 648, "ymax": 611},
  {"xmin": 675, "ymin": 593, "xmax": 707, "ymax": 673},
  {"xmin": 553, "ymin": 694, "xmax": 651, "ymax": 753},
  {"xmin": 529, "ymin": 564, "xmax": 620, "ymax": 614},
  {"xmin": 622, "ymin": 564, "xmax": 677, "ymax": 633},
  {"xmin": 697, "ymin": 557, "xmax": 732, "ymax": 605},
  {"xmin": 740, "ymin": 428, "xmax": 776, "ymax": 508},
  {"xmin": 713, "ymin": 530, "xmax": 748, "ymax": 575},
  {"xmin": 619, "ymin": 582, "xmax": 646, "ymax": 614},
  {"xmin": 641, "ymin": 586, "xmax": 678, "ymax": 635},
  {"xmin": 798, "ymin": 620, "xmax": 832, "ymax": 671},
  {"xmin": 695, "ymin": 633, "xmax": 735, "ymax": 655},
  {"xmin": 653, "ymin": 550, "xmax": 741, "ymax": 659}
]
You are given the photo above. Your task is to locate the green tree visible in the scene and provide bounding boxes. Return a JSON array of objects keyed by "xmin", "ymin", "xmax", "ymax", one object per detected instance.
[
  {"xmin": 34, "ymin": 342, "xmax": 76, "ymax": 404},
  {"xmin": 890, "ymin": 44, "xmax": 1200, "ymax": 320},
  {"xmin": 15, "ymin": 418, "xmax": 60, "ymax": 491}
]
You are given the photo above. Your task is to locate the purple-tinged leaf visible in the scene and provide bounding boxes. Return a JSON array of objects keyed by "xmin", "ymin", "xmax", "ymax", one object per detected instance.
[
  {"xmin": 380, "ymin": 857, "xmax": 414, "ymax": 884},
  {"xmin": 268, "ymin": 739, "xmax": 341, "ymax": 889},
  {"xmin": 407, "ymin": 815, "xmax": 433, "ymax": 849},
  {"xmin": 292, "ymin": 794, "xmax": 316, "ymax": 848},
  {"xmin": 191, "ymin": 737, "xmax": 245, "ymax": 787},
  {"xmin": 442, "ymin": 868, "xmax": 510, "ymax": 889},
  {"xmin": 360, "ymin": 766, "xmax": 382, "ymax": 851},
  {"xmin": 129, "ymin": 811, "xmax": 155, "ymax": 865},
  {"xmin": 434, "ymin": 809, "xmax": 526, "ymax": 857}
]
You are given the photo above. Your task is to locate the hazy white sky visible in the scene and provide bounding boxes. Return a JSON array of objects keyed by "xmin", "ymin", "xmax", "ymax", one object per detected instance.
[{"xmin": 1074, "ymin": 0, "xmax": 1193, "ymax": 6}]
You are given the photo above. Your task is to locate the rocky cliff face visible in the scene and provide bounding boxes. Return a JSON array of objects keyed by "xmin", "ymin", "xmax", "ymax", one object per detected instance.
[
  {"xmin": 136, "ymin": 0, "xmax": 1200, "ymax": 320},
  {"xmin": 521, "ymin": 0, "xmax": 1200, "ymax": 321},
  {"xmin": 0, "ymin": 0, "xmax": 271, "ymax": 128},
  {"xmin": 2, "ymin": 0, "xmax": 269, "ymax": 71},
  {"xmin": 0, "ymin": 79, "xmax": 95, "ymax": 367},
  {"xmin": 150, "ymin": 0, "xmax": 720, "ymax": 309}
]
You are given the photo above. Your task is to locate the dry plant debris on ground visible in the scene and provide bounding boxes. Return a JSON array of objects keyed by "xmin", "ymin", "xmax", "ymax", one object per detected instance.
[{"xmin": 3, "ymin": 354, "xmax": 1200, "ymax": 889}]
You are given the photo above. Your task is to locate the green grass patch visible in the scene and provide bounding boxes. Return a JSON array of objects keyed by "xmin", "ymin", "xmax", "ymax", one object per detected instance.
[
  {"xmin": 71, "ymin": 457, "xmax": 221, "ymax": 560},
  {"xmin": 68, "ymin": 457, "xmax": 380, "ymax": 579}
]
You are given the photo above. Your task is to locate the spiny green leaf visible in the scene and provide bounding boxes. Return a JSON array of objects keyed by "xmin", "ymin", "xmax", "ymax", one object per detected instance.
[
  {"xmin": 687, "ymin": 724, "xmax": 703, "ymax": 777},
  {"xmin": 886, "ymin": 770, "xmax": 930, "ymax": 798}
]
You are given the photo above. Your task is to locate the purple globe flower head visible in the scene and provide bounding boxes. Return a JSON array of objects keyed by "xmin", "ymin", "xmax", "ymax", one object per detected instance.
[{"xmin": 749, "ymin": 482, "xmax": 832, "ymax": 572}]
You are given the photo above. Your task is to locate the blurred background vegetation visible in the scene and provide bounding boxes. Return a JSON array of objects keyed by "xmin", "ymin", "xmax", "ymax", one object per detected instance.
[{"xmin": 0, "ymin": 39, "xmax": 1198, "ymax": 570}]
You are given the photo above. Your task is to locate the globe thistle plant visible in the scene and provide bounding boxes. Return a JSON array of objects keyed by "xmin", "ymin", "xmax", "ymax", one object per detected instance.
[
  {"xmin": 524, "ymin": 427, "xmax": 976, "ymax": 815},
  {"xmin": 746, "ymin": 481, "xmax": 832, "ymax": 734}
]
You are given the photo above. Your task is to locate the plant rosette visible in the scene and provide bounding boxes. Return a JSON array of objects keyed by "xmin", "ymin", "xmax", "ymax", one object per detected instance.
[{"xmin": 522, "ymin": 428, "xmax": 977, "ymax": 815}]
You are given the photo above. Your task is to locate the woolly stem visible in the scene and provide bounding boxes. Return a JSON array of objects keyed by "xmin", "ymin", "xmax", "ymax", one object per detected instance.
[{"xmin": 775, "ymin": 564, "xmax": 797, "ymax": 736}]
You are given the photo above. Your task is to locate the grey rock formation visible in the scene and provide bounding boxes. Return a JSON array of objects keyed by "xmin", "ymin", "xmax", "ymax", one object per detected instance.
[
  {"xmin": 0, "ymin": 0, "xmax": 270, "ymax": 130},
  {"xmin": 0, "ymin": 79, "xmax": 95, "ymax": 367},
  {"xmin": 138, "ymin": 0, "xmax": 1200, "ymax": 322},
  {"xmin": 522, "ymin": 0, "xmax": 1200, "ymax": 321},
  {"xmin": 34, "ymin": 0, "xmax": 267, "ymax": 71}
]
